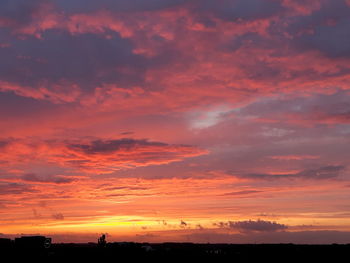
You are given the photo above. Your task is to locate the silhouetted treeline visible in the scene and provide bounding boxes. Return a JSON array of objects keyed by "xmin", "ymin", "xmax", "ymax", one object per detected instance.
[{"xmin": 0, "ymin": 238, "xmax": 349, "ymax": 262}]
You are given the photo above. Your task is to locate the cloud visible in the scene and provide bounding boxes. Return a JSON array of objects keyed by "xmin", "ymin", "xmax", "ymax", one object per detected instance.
[
  {"xmin": 242, "ymin": 165, "xmax": 346, "ymax": 180},
  {"xmin": 238, "ymin": 90, "xmax": 350, "ymax": 126},
  {"xmin": 0, "ymin": 0, "xmax": 44, "ymax": 25},
  {"xmin": 68, "ymin": 138, "xmax": 167, "ymax": 155},
  {"xmin": 0, "ymin": 0, "xmax": 349, "ymax": 112},
  {"xmin": 270, "ymin": 155, "xmax": 320, "ymax": 161},
  {"xmin": 284, "ymin": 0, "xmax": 350, "ymax": 58},
  {"xmin": 0, "ymin": 137, "xmax": 207, "ymax": 174},
  {"xmin": 51, "ymin": 213, "xmax": 64, "ymax": 220},
  {"xmin": 21, "ymin": 173, "xmax": 76, "ymax": 184},
  {"xmin": 223, "ymin": 32, "xmax": 271, "ymax": 52},
  {"xmin": 196, "ymin": 0, "xmax": 284, "ymax": 21},
  {"xmin": 102, "ymin": 186, "xmax": 149, "ymax": 191},
  {"xmin": 0, "ymin": 182, "xmax": 36, "ymax": 195},
  {"xmin": 299, "ymin": 19, "xmax": 350, "ymax": 58},
  {"xmin": 0, "ymin": 140, "xmax": 10, "ymax": 149},
  {"xmin": 0, "ymin": 29, "xmax": 146, "ymax": 103},
  {"xmin": 264, "ymin": 96, "xmax": 350, "ymax": 137},
  {"xmin": 222, "ymin": 190, "xmax": 263, "ymax": 196},
  {"xmin": 53, "ymin": 0, "xmax": 187, "ymax": 13},
  {"xmin": 296, "ymin": 165, "xmax": 345, "ymax": 179},
  {"xmin": 65, "ymin": 138, "xmax": 207, "ymax": 172},
  {"xmin": 215, "ymin": 219, "xmax": 288, "ymax": 233}
]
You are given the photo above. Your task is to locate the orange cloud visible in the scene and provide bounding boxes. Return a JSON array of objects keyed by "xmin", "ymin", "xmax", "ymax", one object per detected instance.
[{"xmin": 0, "ymin": 137, "xmax": 207, "ymax": 174}]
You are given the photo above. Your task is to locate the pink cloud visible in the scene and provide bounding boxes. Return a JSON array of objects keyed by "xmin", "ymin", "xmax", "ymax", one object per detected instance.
[
  {"xmin": 0, "ymin": 137, "xmax": 207, "ymax": 174},
  {"xmin": 270, "ymin": 155, "xmax": 320, "ymax": 161}
]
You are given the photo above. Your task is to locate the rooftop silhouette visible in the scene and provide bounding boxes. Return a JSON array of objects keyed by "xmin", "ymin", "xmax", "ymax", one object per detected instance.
[{"xmin": 0, "ymin": 236, "xmax": 349, "ymax": 262}]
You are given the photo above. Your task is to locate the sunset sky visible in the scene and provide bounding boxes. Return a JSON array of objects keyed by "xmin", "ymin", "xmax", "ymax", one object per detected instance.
[{"xmin": 1, "ymin": 0, "xmax": 350, "ymax": 244}]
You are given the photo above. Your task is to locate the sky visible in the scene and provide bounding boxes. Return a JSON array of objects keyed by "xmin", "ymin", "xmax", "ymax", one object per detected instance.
[{"xmin": 1, "ymin": 0, "xmax": 350, "ymax": 244}]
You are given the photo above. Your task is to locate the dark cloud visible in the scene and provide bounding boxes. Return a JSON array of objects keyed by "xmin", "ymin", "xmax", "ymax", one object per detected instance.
[
  {"xmin": 21, "ymin": 173, "xmax": 76, "ymax": 184},
  {"xmin": 0, "ymin": 25, "xmax": 186, "ymax": 103},
  {"xmin": 1, "ymin": 0, "xmax": 348, "ymax": 107},
  {"xmin": 242, "ymin": 165, "xmax": 345, "ymax": 180},
  {"xmin": 223, "ymin": 33, "xmax": 270, "ymax": 52},
  {"xmin": 68, "ymin": 138, "xmax": 167, "ymax": 155},
  {"xmin": 299, "ymin": 19, "xmax": 350, "ymax": 58},
  {"xmin": 0, "ymin": 92, "xmax": 56, "ymax": 119},
  {"xmin": 284, "ymin": 0, "xmax": 350, "ymax": 58},
  {"xmin": 0, "ymin": 182, "xmax": 36, "ymax": 195},
  {"xmin": 120, "ymin": 131, "xmax": 134, "ymax": 136},
  {"xmin": 0, "ymin": 0, "xmax": 43, "ymax": 25},
  {"xmin": 285, "ymin": 0, "xmax": 350, "ymax": 35},
  {"xmin": 296, "ymin": 165, "xmax": 346, "ymax": 179},
  {"xmin": 215, "ymin": 219, "xmax": 288, "ymax": 232},
  {"xmin": 0, "ymin": 140, "xmax": 10, "ymax": 149},
  {"xmin": 200, "ymin": 0, "xmax": 350, "ymax": 60},
  {"xmin": 0, "ymin": 29, "xmax": 145, "ymax": 96},
  {"xmin": 52, "ymin": 0, "xmax": 187, "ymax": 13},
  {"xmin": 196, "ymin": 0, "xmax": 284, "ymax": 21},
  {"xmin": 51, "ymin": 213, "xmax": 64, "ymax": 220},
  {"xmin": 0, "ymin": 0, "xmax": 187, "ymax": 25},
  {"xmin": 1, "ymin": 0, "xmax": 285, "ymax": 22}
]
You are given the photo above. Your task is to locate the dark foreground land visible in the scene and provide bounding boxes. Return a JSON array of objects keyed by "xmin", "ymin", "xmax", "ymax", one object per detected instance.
[{"xmin": 1, "ymin": 241, "xmax": 349, "ymax": 262}]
